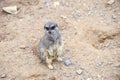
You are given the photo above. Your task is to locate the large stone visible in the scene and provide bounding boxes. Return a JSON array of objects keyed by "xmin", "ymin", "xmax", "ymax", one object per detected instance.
[
  {"xmin": 2, "ymin": 6, "xmax": 18, "ymax": 14},
  {"xmin": 107, "ymin": 0, "xmax": 115, "ymax": 5},
  {"xmin": 0, "ymin": 73, "xmax": 7, "ymax": 78}
]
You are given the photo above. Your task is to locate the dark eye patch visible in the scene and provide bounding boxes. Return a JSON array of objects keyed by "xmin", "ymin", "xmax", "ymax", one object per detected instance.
[
  {"xmin": 51, "ymin": 26, "xmax": 55, "ymax": 30},
  {"xmin": 45, "ymin": 27, "xmax": 49, "ymax": 30}
]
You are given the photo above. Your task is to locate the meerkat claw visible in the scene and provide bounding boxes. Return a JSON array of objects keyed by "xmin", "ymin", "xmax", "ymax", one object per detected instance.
[{"xmin": 49, "ymin": 52, "xmax": 54, "ymax": 56}]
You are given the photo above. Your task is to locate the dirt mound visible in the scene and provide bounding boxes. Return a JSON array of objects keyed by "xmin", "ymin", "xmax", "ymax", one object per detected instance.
[{"xmin": 86, "ymin": 29, "xmax": 120, "ymax": 49}]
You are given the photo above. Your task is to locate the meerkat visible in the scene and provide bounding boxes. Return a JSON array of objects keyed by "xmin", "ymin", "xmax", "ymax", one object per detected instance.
[{"xmin": 38, "ymin": 21, "xmax": 63, "ymax": 69}]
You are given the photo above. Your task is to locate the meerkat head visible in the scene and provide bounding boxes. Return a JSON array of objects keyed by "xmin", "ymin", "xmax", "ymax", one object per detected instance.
[{"xmin": 44, "ymin": 21, "xmax": 59, "ymax": 36}]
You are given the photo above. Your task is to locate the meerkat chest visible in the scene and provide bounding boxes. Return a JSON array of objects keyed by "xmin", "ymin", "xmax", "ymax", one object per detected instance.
[{"xmin": 48, "ymin": 37, "xmax": 61, "ymax": 51}]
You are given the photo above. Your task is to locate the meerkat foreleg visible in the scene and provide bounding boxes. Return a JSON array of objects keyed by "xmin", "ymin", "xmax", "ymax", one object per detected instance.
[{"xmin": 48, "ymin": 47, "xmax": 54, "ymax": 56}]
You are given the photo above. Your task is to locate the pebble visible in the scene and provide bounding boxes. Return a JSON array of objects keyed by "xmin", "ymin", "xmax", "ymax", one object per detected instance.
[
  {"xmin": 44, "ymin": 0, "xmax": 50, "ymax": 8},
  {"xmin": 112, "ymin": 14, "xmax": 117, "ymax": 19},
  {"xmin": 53, "ymin": 1, "xmax": 60, "ymax": 7},
  {"xmin": 112, "ymin": 63, "xmax": 120, "ymax": 68},
  {"xmin": 48, "ymin": 76, "xmax": 56, "ymax": 80},
  {"xmin": 96, "ymin": 61, "xmax": 103, "ymax": 67},
  {"xmin": 65, "ymin": 48, "xmax": 70, "ymax": 52},
  {"xmin": 0, "ymin": 73, "xmax": 7, "ymax": 78},
  {"xmin": 64, "ymin": 58, "xmax": 71, "ymax": 66},
  {"xmin": 107, "ymin": 0, "xmax": 115, "ymax": 5},
  {"xmin": 87, "ymin": 78, "xmax": 93, "ymax": 80},
  {"xmin": 64, "ymin": 73, "xmax": 71, "ymax": 77},
  {"xmin": 60, "ymin": 15, "xmax": 67, "ymax": 19},
  {"xmin": 19, "ymin": 19, "xmax": 23, "ymax": 22},
  {"xmin": 99, "ymin": 13, "xmax": 105, "ymax": 17},
  {"xmin": 76, "ymin": 69, "xmax": 83, "ymax": 75},
  {"xmin": 88, "ymin": 11, "xmax": 92, "ymax": 16},
  {"xmin": 19, "ymin": 45, "xmax": 26, "ymax": 49}
]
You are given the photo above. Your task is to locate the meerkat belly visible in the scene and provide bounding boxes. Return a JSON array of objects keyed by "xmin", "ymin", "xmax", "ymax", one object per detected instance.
[
  {"xmin": 47, "ymin": 44, "xmax": 57, "ymax": 59},
  {"xmin": 53, "ymin": 44, "xmax": 57, "ymax": 50},
  {"xmin": 49, "ymin": 44, "xmax": 57, "ymax": 54}
]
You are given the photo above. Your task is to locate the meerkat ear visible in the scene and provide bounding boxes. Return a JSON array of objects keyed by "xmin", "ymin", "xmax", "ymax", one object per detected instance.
[
  {"xmin": 55, "ymin": 24, "xmax": 58, "ymax": 27},
  {"xmin": 44, "ymin": 25, "xmax": 46, "ymax": 29},
  {"xmin": 44, "ymin": 24, "xmax": 47, "ymax": 29}
]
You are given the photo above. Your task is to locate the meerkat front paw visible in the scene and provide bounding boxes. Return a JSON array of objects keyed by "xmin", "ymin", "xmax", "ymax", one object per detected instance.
[
  {"xmin": 47, "ymin": 64, "xmax": 54, "ymax": 70},
  {"xmin": 57, "ymin": 57, "xmax": 63, "ymax": 62},
  {"xmin": 48, "ymin": 49, "xmax": 54, "ymax": 56},
  {"xmin": 49, "ymin": 52, "xmax": 54, "ymax": 56}
]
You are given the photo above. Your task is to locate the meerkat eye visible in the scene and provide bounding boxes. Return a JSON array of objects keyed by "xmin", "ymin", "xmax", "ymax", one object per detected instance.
[
  {"xmin": 45, "ymin": 27, "xmax": 49, "ymax": 30},
  {"xmin": 51, "ymin": 26, "xmax": 55, "ymax": 30}
]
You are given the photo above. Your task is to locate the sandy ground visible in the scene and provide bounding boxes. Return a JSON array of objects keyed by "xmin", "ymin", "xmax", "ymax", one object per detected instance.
[{"xmin": 0, "ymin": 0, "xmax": 120, "ymax": 80}]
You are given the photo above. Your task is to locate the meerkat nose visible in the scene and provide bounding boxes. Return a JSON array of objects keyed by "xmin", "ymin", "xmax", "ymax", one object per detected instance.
[{"xmin": 49, "ymin": 31, "xmax": 51, "ymax": 34}]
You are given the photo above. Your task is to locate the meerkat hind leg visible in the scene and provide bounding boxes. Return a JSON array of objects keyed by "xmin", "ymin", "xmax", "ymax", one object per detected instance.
[
  {"xmin": 48, "ymin": 47, "xmax": 54, "ymax": 56},
  {"xmin": 46, "ymin": 50, "xmax": 54, "ymax": 70},
  {"xmin": 41, "ymin": 49, "xmax": 54, "ymax": 69}
]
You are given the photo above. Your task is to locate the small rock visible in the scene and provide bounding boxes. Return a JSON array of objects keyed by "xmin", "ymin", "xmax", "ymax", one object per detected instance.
[
  {"xmin": 44, "ymin": 0, "xmax": 50, "ymax": 8},
  {"xmin": 65, "ymin": 48, "xmax": 70, "ymax": 52},
  {"xmin": 20, "ymin": 45, "xmax": 26, "ymax": 49},
  {"xmin": 76, "ymin": 69, "xmax": 83, "ymax": 75},
  {"xmin": 74, "ymin": 32, "xmax": 77, "ymax": 35},
  {"xmin": 112, "ymin": 14, "xmax": 117, "ymax": 19},
  {"xmin": 53, "ymin": 1, "xmax": 60, "ymax": 7},
  {"xmin": 99, "ymin": 13, "xmax": 105, "ymax": 17},
  {"xmin": 112, "ymin": 63, "xmax": 120, "ymax": 68},
  {"xmin": 88, "ymin": 11, "xmax": 92, "ymax": 16},
  {"xmin": 2, "ymin": 6, "xmax": 18, "ymax": 14},
  {"xmin": 87, "ymin": 78, "xmax": 93, "ymax": 80},
  {"xmin": 0, "ymin": 73, "xmax": 7, "ymax": 78},
  {"xmin": 19, "ymin": 19, "xmax": 23, "ymax": 22},
  {"xmin": 48, "ymin": 76, "xmax": 56, "ymax": 80},
  {"xmin": 96, "ymin": 61, "xmax": 103, "ymax": 67},
  {"xmin": 60, "ymin": 15, "xmax": 67, "ymax": 19},
  {"xmin": 97, "ymin": 74, "xmax": 101, "ymax": 78},
  {"xmin": 107, "ymin": 0, "xmax": 115, "ymax": 5},
  {"xmin": 64, "ymin": 73, "xmax": 71, "ymax": 77},
  {"xmin": 64, "ymin": 58, "xmax": 71, "ymax": 66}
]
